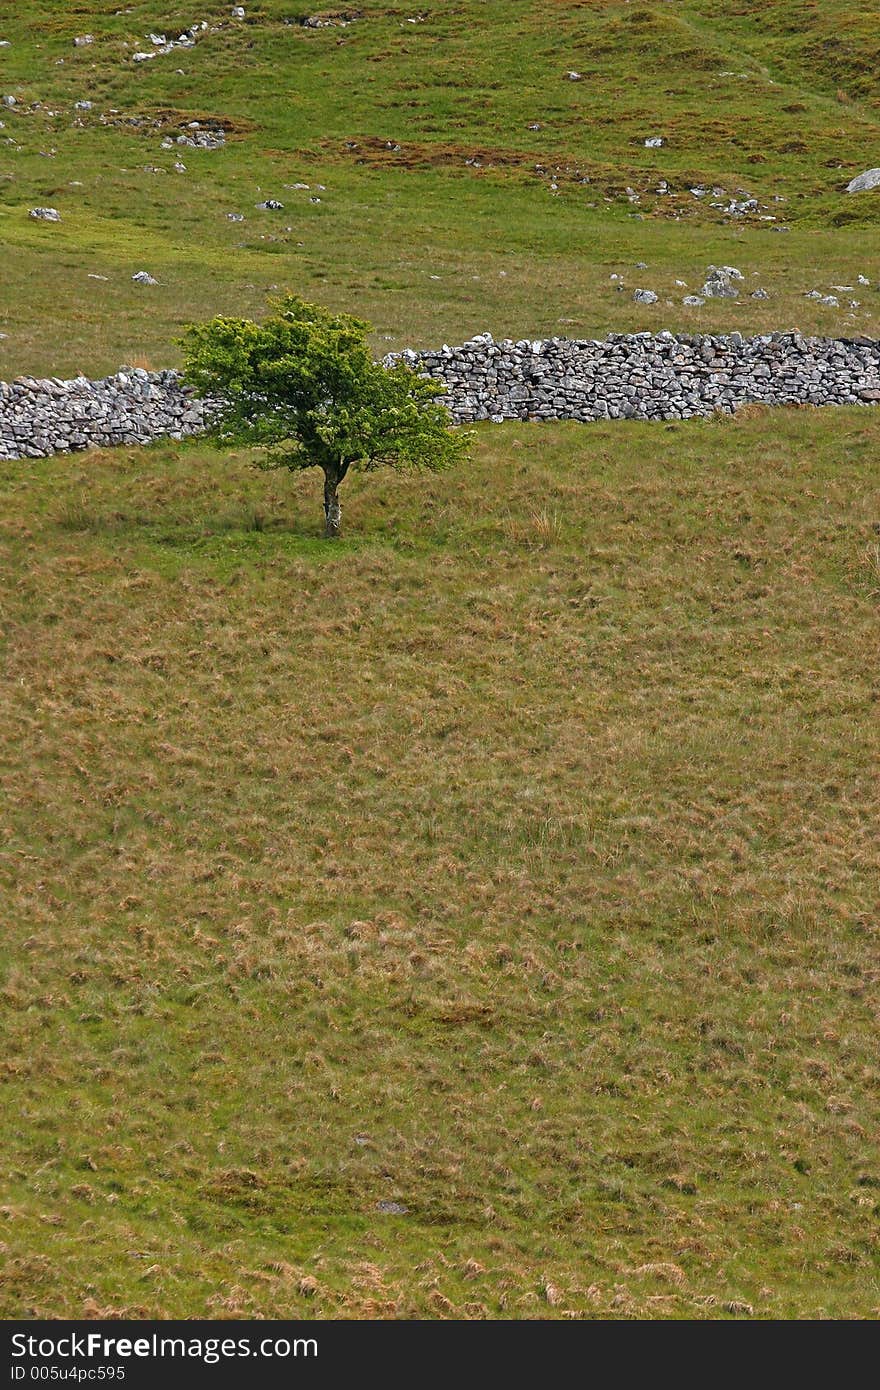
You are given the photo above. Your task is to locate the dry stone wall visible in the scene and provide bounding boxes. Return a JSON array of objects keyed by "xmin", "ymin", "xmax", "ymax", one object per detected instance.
[
  {"xmin": 0, "ymin": 367, "xmax": 206, "ymax": 461},
  {"xmin": 1, "ymin": 332, "xmax": 879, "ymax": 461},
  {"xmin": 389, "ymin": 330, "xmax": 880, "ymax": 423}
]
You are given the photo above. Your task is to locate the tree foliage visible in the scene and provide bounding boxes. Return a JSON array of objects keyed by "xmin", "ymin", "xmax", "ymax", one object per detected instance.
[{"xmin": 181, "ymin": 295, "xmax": 468, "ymax": 535}]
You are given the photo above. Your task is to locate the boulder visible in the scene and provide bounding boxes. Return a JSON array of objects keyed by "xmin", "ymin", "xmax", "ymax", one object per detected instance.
[{"xmin": 846, "ymin": 169, "xmax": 880, "ymax": 194}]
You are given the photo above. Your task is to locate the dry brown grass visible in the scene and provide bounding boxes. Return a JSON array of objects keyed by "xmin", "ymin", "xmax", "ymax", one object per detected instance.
[{"xmin": 2, "ymin": 407, "xmax": 879, "ymax": 1318}]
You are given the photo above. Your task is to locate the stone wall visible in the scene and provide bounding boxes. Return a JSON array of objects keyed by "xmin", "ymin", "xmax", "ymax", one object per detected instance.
[
  {"xmin": 1, "ymin": 331, "xmax": 879, "ymax": 461},
  {"xmin": 0, "ymin": 368, "xmax": 206, "ymax": 461},
  {"xmin": 389, "ymin": 330, "xmax": 880, "ymax": 424}
]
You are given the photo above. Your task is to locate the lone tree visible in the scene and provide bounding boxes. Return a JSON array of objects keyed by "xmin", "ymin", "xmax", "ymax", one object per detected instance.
[{"xmin": 181, "ymin": 295, "xmax": 468, "ymax": 537}]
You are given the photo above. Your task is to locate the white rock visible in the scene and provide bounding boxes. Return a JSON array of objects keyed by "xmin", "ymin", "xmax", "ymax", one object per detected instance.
[
  {"xmin": 682, "ymin": 295, "xmax": 704, "ymax": 307},
  {"xmin": 131, "ymin": 270, "xmax": 158, "ymax": 284},
  {"xmin": 565, "ymin": 71, "xmax": 582, "ymax": 81},
  {"xmin": 644, "ymin": 136, "xmax": 664, "ymax": 147},
  {"xmin": 29, "ymin": 207, "xmax": 61, "ymax": 221},
  {"xmin": 633, "ymin": 289, "xmax": 658, "ymax": 304},
  {"xmin": 73, "ymin": 35, "xmax": 94, "ymax": 46},
  {"xmin": 846, "ymin": 168, "xmax": 880, "ymax": 194}
]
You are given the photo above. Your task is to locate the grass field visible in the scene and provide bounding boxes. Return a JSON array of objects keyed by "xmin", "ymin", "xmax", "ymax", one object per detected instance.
[
  {"xmin": 2, "ymin": 1, "xmax": 880, "ymax": 1322},
  {"xmin": 2, "ymin": 408, "xmax": 880, "ymax": 1319}
]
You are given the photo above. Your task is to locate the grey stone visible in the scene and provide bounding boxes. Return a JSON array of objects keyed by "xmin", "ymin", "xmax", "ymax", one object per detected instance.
[
  {"xmin": 29, "ymin": 207, "xmax": 61, "ymax": 221},
  {"xmin": 846, "ymin": 168, "xmax": 880, "ymax": 194},
  {"xmin": 702, "ymin": 265, "xmax": 743, "ymax": 299}
]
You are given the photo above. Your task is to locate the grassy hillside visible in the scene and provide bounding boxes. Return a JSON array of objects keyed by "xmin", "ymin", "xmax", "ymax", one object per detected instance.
[
  {"xmin": 0, "ymin": 1, "xmax": 878, "ymax": 376},
  {"xmin": 2, "ymin": 409, "xmax": 880, "ymax": 1319},
  {"xmin": 2, "ymin": 2, "xmax": 880, "ymax": 1323}
]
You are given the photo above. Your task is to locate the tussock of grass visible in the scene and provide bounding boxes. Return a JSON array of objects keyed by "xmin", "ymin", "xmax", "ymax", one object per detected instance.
[{"xmin": 2, "ymin": 410, "xmax": 880, "ymax": 1318}]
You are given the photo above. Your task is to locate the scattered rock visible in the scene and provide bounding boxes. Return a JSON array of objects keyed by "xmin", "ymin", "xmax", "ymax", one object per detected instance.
[
  {"xmin": 256, "ymin": 198, "xmax": 284, "ymax": 210},
  {"xmin": 376, "ymin": 1201, "xmax": 408, "ymax": 1215},
  {"xmin": 846, "ymin": 168, "xmax": 880, "ymax": 194},
  {"xmin": 2, "ymin": 95, "xmax": 16, "ymax": 108},
  {"xmin": 298, "ymin": 11, "xmax": 362, "ymax": 27},
  {"xmin": 131, "ymin": 270, "xmax": 158, "ymax": 284},
  {"xmin": 633, "ymin": 289, "xmax": 657, "ymax": 304},
  {"xmin": 29, "ymin": 207, "xmax": 61, "ymax": 221},
  {"xmin": 232, "ymin": 5, "xmax": 246, "ymax": 16},
  {"xmin": 804, "ymin": 290, "xmax": 839, "ymax": 306},
  {"xmin": 73, "ymin": 35, "xmax": 94, "ymax": 47},
  {"xmin": 564, "ymin": 71, "xmax": 582, "ymax": 81},
  {"xmin": 176, "ymin": 126, "xmax": 226, "ymax": 149},
  {"xmin": 227, "ymin": 212, "xmax": 244, "ymax": 221},
  {"xmin": 682, "ymin": 295, "xmax": 705, "ymax": 307},
  {"xmin": 644, "ymin": 136, "xmax": 664, "ymax": 148},
  {"xmin": 132, "ymin": 22, "xmax": 208, "ymax": 62},
  {"xmin": 74, "ymin": 100, "xmax": 93, "ymax": 111},
  {"xmin": 751, "ymin": 288, "xmax": 769, "ymax": 299}
]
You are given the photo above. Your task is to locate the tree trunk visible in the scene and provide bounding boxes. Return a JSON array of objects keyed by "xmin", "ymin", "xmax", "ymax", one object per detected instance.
[{"xmin": 323, "ymin": 471, "xmax": 341, "ymax": 539}]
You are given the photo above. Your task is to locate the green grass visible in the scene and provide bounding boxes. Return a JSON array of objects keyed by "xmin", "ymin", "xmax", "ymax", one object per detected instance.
[
  {"xmin": 0, "ymin": 1, "xmax": 878, "ymax": 377},
  {"xmin": 3, "ymin": 0, "xmax": 880, "ymax": 1322},
  {"xmin": 2, "ymin": 409, "xmax": 880, "ymax": 1318}
]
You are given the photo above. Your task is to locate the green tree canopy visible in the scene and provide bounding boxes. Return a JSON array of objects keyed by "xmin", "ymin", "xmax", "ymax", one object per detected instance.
[{"xmin": 181, "ymin": 295, "xmax": 469, "ymax": 536}]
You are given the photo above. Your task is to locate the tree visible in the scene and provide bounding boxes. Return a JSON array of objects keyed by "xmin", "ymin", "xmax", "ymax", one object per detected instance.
[{"xmin": 180, "ymin": 295, "xmax": 469, "ymax": 537}]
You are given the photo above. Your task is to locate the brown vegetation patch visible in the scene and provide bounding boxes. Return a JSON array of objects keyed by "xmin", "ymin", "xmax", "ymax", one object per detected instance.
[
  {"xmin": 101, "ymin": 108, "xmax": 258, "ymax": 139},
  {"xmin": 319, "ymin": 136, "xmax": 766, "ymax": 222}
]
